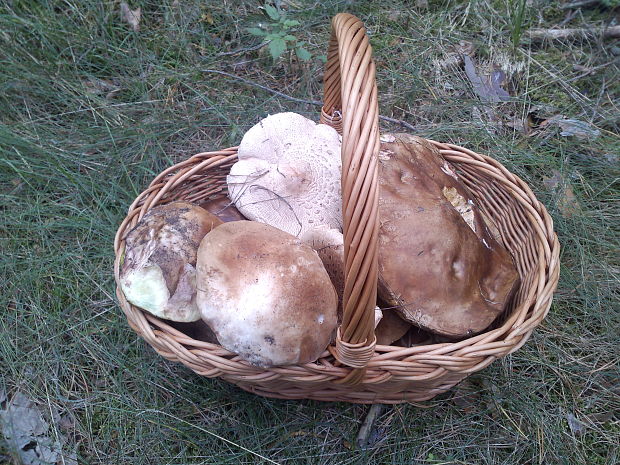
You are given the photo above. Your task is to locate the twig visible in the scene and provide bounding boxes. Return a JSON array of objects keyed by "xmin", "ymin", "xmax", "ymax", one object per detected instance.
[
  {"xmin": 217, "ymin": 41, "xmax": 269, "ymax": 57},
  {"xmin": 356, "ymin": 403, "xmax": 385, "ymax": 449},
  {"xmin": 202, "ymin": 69, "xmax": 417, "ymax": 131},
  {"xmin": 567, "ymin": 59, "xmax": 619, "ymax": 82},
  {"xmin": 377, "ymin": 114, "xmax": 417, "ymax": 131},
  {"xmin": 560, "ymin": 0, "xmax": 601, "ymax": 9},
  {"xmin": 528, "ymin": 25, "xmax": 620, "ymax": 41},
  {"xmin": 203, "ymin": 69, "xmax": 322, "ymax": 106}
]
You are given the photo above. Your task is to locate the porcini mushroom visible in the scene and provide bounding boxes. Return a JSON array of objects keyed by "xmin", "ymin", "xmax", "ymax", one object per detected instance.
[
  {"xmin": 199, "ymin": 197, "xmax": 246, "ymax": 223},
  {"xmin": 375, "ymin": 309, "xmax": 412, "ymax": 345},
  {"xmin": 377, "ymin": 134, "xmax": 519, "ymax": 338},
  {"xmin": 196, "ymin": 221, "xmax": 338, "ymax": 367},
  {"xmin": 300, "ymin": 227, "xmax": 401, "ymax": 343},
  {"xmin": 226, "ymin": 112, "xmax": 342, "ymax": 237},
  {"xmin": 300, "ymin": 226, "xmax": 345, "ymax": 311},
  {"xmin": 120, "ymin": 201, "xmax": 222, "ymax": 322}
]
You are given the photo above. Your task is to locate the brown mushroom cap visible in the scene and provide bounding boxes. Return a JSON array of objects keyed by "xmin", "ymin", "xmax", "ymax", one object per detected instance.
[
  {"xmin": 120, "ymin": 201, "xmax": 222, "ymax": 322},
  {"xmin": 375, "ymin": 309, "xmax": 412, "ymax": 345},
  {"xmin": 196, "ymin": 221, "xmax": 338, "ymax": 367},
  {"xmin": 199, "ymin": 197, "xmax": 247, "ymax": 223},
  {"xmin": 377, "ymin": 134, "xmax": 519, "ymax": 338}
]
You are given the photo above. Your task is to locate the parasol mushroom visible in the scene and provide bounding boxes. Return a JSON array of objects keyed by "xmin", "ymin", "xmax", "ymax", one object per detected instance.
[{"xmin": 227, "ymin": 112, "xmax": 342, "ymax": 237}]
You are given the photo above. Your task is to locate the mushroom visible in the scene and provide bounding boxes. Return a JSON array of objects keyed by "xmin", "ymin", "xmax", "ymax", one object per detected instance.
[
  {"xmin": 226, "ymin": 112, "xmax": 342, "ymax": 237},
  {"xmin": 199, "ymin": 196, "xmax": 246, "ymax": 223},
  {"xmin": 120, "ymin": 201, "xmax": 222, "ymax": 322},
  {"xmin": 377, "ymin": 134, "xmax": 519, "ymax": 338},
  {"xmin": 196, "ymin": 221, "xmax": 338, "ymax": 367},
  {"xmin": 375, "ymin": 308, "xmax": 412, "ymax": 345},
  {"xmin": 300, "ymin": 226, "xmax": 345, "ymax": 312},
  {"xmin": 169, "ymin": 320, "xmax": 219, "ymax": 344}
]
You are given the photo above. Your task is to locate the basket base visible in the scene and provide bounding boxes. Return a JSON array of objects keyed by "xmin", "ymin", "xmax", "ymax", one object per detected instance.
[{"xmin": 227, "ymin": 373, "xmax": 467, "ymax": 404}]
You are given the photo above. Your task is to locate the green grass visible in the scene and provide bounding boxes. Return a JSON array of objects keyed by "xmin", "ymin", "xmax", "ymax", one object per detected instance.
[{"xmin": 1, "ymin": 0, "xmax": 619, "ymax": 464}]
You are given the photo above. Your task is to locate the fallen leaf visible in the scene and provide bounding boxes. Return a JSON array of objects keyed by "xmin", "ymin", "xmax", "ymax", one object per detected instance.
[
  {"xmin": 201, "ymin": 13, "xmax": 214, "ymax": 25},
  {"xmin": 120, "ymin": 2, "xmax": 141, "ymax": 32},
  {"xmin": 558, "ymin": 119, "xmax": 600, "ymax": 140},
  {"xmin": 1, "ymin": 392, "xmax": 78, "ymax": 465},
  {"xmin": 543, "ymin": 170, "xmax": 581, "ymax": 218},
  {"xmin": 84, "ymin": 78, "xmax": 121, "ymax": 99},
  {"xmin": 464, "ymin": 55, "xmax": 511, "ymax": 103},
  {"xmin": 566, "ymin": 412, "xmax": 587, "ymax": 436}
]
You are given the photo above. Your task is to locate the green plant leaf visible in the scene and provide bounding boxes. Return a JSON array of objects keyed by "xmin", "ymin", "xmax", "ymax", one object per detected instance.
[
  {"xmin": 247, "ymin": 27, "xmax": 267, "ymax": 36},
  {"xmin": 264, "ymin": 4, "xmax": 280, "ymax": 20},
  {"xmin": 282, "ymin": 19, "xmax": 300, "ymax": 27},
  {"xmin": 283, "ymin": 34, "xmax": 297, "ymax": 42},
  {"xmin": 295, "ymin": 46, "xmax": 311, "ymax": 61},
  {"xmin": 268, "ymin": 37, "xmax": 286, "ymax": 60}
]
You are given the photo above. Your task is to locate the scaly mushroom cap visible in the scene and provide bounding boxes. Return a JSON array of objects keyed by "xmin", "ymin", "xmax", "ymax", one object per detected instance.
[
  {"xmin": 227, "ymin": 112, "xmax": 342, "ymax": 237},
  {"xmin": 196, "ymin": 221, "xmax": 338, "ymax": 367},
  {"xmin": 377, "ymin": 134, "xmax": 519, "ymax": 338},
  {"xmin": 120, "ymin": 201, "xmax": 222, "ymax": 322},
  {"xmin": 199, "ymin": 197, "xmax": 246, "ymax": 223}
]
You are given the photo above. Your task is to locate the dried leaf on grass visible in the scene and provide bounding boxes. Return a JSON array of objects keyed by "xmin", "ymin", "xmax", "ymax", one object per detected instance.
[
  {"xmin": 0, "ymin": 391, "xmax": 77, "ymax": 465},
  {"xmin": 543, "ymin": 170, "xmax": 581, "ymax": 218},
  {"xmin": 566, "ymin": 412, "xmax": 587, "ymax": 436},
  {"xmin": 83, "ymin": 77, "xmax": 121, "ymax": 99},
  {"xmin": 557, "ymin": 119, "xmax": 601, "ymax": 140},
  {"xmin": 535, "ymin": 116, "xmax": 600, "ymax": 140},
  {"xmin": 120, "ymin": 2, "xmax": 141, "ymax": 32},
  {"xmin": 463, "ymin": 55, "xmax": 510, "ymax": 103}
]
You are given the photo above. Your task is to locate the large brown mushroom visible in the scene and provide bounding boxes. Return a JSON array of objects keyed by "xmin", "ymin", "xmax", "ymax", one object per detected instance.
[
  {"xmin": 119, "ymin": 201, "xmax": 222, "ymax": 322},
  {"xmin": 377, "ymin": 134, "xmax": 519, "ymax": 338},
  {"xmin": 196, "ymin": 221, "xmax": 338, "ymax": 367}
]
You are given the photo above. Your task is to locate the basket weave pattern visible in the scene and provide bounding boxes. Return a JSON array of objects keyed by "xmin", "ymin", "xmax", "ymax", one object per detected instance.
[{"xmin": 114, "ymin": 14, "xmax": 560, "ymax": 404}]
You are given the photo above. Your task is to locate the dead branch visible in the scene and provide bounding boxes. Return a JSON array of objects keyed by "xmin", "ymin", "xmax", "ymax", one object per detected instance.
[
  {"xmin": 560, "ymin": 0, "xmax": 602, "ymax": 9},
  {"xmin": 528, "ymin": 25, "xmax": 620, "ymax": 41},
  {"xmin": 356, "ymin": 403, "xmax": 385, "ymax": 449}
]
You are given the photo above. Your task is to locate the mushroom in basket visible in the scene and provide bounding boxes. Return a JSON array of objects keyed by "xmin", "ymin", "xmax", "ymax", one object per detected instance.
[
  {"xmin": 195, "ymin": 221, "xmax": 338, "ymax": 368},
  {"xmin": 119, "ymin": 201, "xmax": 222, "ymax": 323},
  {"xmin": 226, "ymin": 112, "xmax": 342, "ymax": 237},
  {"xmin": 377, "ymin": 134, "xmax": 520, "ymax": 338}
]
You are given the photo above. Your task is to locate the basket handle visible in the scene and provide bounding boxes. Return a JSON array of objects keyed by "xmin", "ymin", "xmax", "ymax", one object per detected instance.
[{"xmin": 320, "ymin": 13, "xmax": 380, "ymax": 380}]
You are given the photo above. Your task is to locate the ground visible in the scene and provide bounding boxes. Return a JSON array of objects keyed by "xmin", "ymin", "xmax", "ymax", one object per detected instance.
[{"xmin": 1, "ymin": 1, "xmax": 619, "ymax": 464}]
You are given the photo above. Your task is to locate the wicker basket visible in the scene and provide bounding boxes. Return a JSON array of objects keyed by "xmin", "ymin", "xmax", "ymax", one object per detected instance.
[{"xmin": 113, "ymin": 13, "xmax": 560, "ymax": 404}]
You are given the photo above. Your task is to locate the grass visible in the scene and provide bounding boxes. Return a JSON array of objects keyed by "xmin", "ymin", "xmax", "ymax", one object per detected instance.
[{"xmin": 1, "ymin": 0, "xmax": 618, "ymax": 464}]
